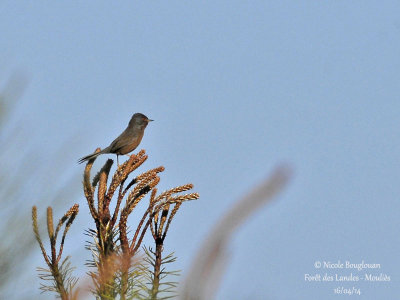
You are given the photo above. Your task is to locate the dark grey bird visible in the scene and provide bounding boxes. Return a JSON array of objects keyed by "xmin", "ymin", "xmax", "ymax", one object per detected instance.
[{"xmin": 78, "ymin": 113, "xmax": 153, "ymax": 165}]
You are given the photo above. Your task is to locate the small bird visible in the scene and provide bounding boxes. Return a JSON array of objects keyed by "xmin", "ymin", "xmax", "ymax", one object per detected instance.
[{"xmin": 78, "ymin": 113, "xmax": 153, "ymax": 165}]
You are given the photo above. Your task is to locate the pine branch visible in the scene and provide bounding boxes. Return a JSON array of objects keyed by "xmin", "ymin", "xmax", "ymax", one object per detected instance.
[{"xmin": 32, "ymin": 205, "xmax": 79, "ymax": 299}]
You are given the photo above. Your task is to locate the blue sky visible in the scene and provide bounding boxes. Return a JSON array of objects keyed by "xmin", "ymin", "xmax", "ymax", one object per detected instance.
[{"xmin": 1, "ymin": 1, "xmax": 399, "ymax": 299}]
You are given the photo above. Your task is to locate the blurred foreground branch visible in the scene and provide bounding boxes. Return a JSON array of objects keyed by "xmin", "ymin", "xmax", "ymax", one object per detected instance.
[
  {"xmin": 0, "ymin": 73, "xmax": 80, "ymax": 299},
  {"xmin": 181, "ymin": 165, "xmax": 292, "ymax": 300}
]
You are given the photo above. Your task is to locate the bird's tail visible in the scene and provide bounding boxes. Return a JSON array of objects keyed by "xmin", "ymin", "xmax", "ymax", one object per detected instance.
[{"xmin": 78, "ymin": 151, "xmax": 102, "ymax": 164}]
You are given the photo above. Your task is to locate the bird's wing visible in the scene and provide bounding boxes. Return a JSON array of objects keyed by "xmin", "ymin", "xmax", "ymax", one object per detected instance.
[{"xmin": 108, "ymin": 128, "xmax": 130, "ymax": 152}]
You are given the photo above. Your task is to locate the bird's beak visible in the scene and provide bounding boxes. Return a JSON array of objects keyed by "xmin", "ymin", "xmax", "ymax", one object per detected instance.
[{"xmin": 147, "ymin": 118, "xmax": 154, "ymax": 122}]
